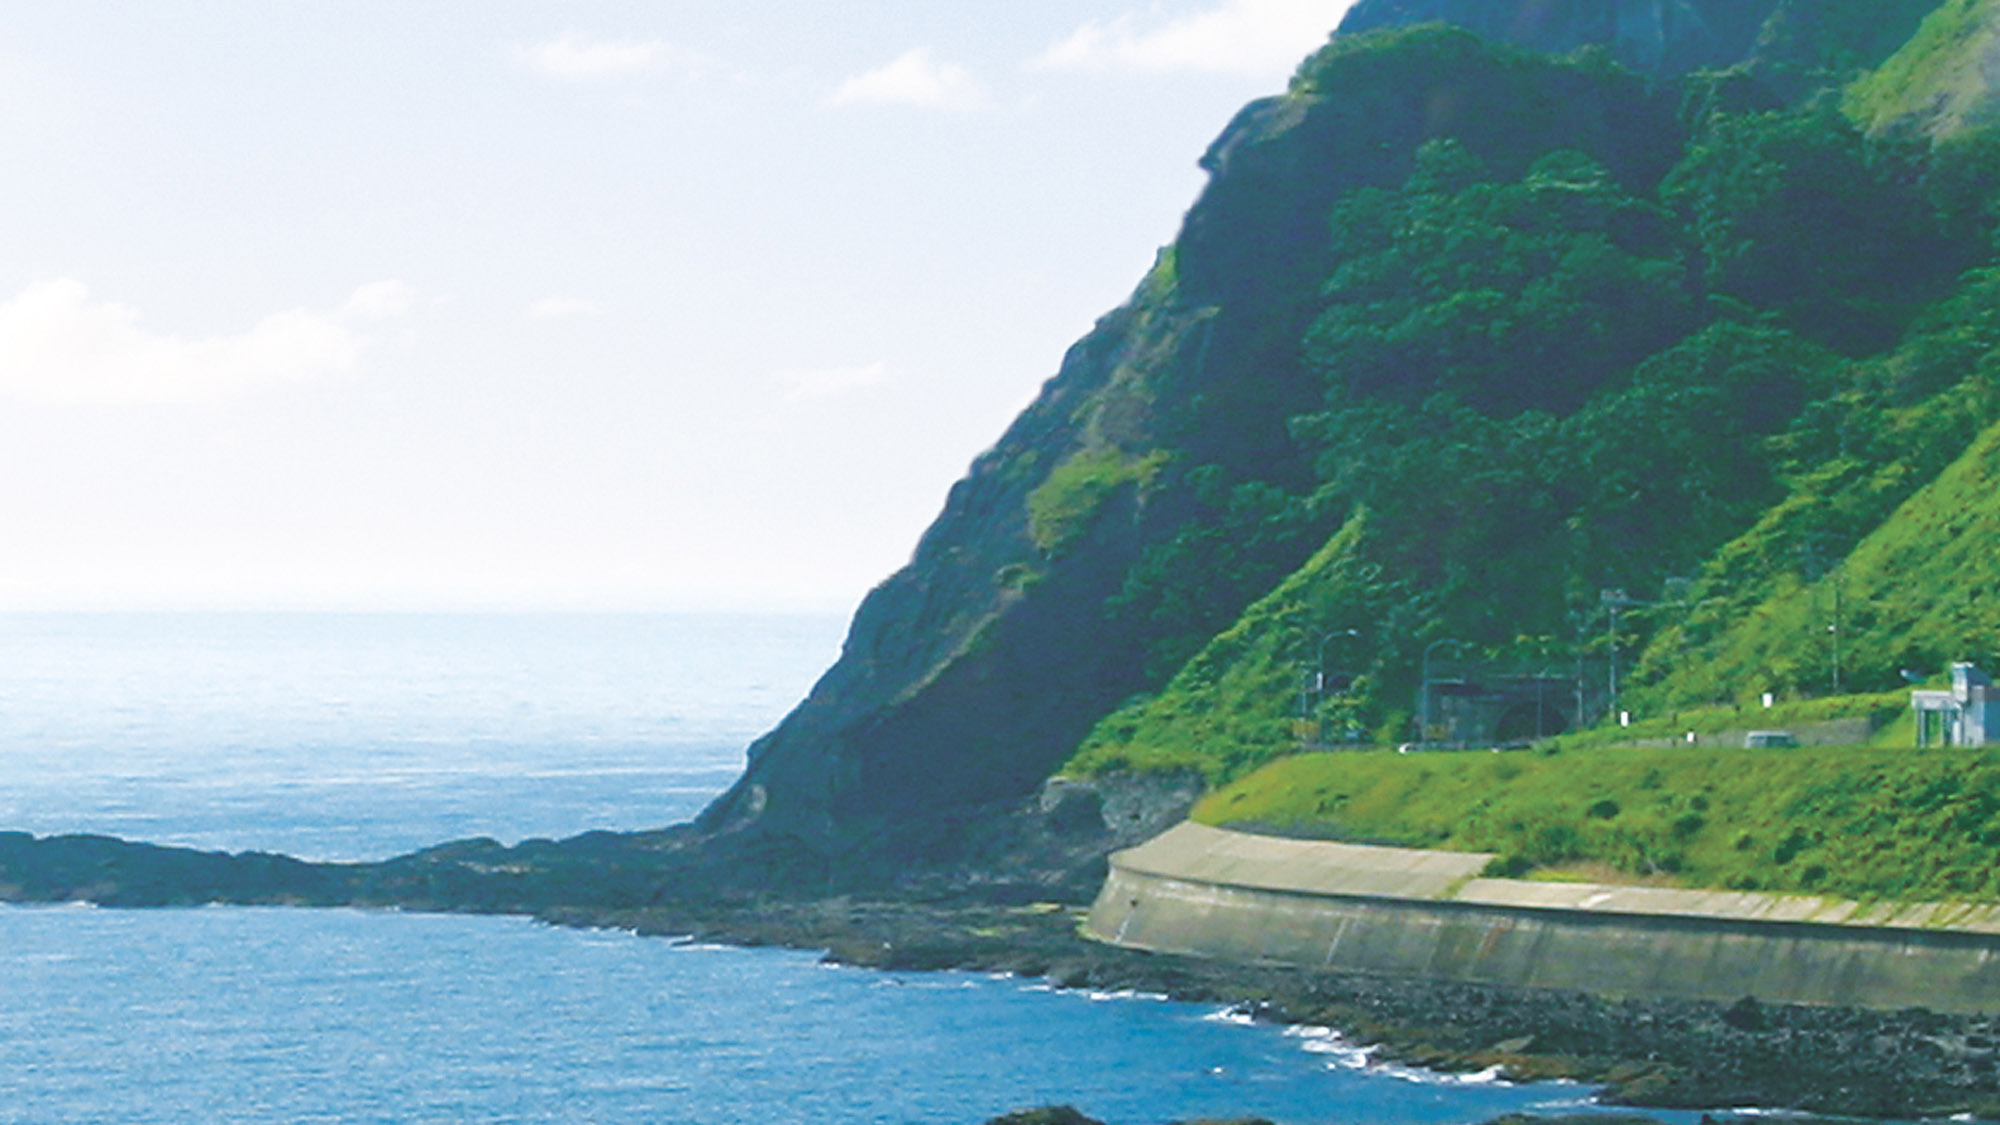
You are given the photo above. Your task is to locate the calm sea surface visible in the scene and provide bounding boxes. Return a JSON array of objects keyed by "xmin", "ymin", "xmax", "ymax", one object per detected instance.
[{"xmin": 0, "ymin": 613, "xmax": 1705, "ymax": 1124}]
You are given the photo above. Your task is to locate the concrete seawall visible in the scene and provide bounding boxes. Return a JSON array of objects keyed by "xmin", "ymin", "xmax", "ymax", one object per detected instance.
[{"xmin": 1084, "ymin": 822, "xmax": 2000, "ymax": 1013}]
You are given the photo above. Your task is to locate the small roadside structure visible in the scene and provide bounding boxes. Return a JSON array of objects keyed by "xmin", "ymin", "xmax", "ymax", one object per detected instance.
[{"xmin": 1912, "ymin": 663, "xmax": 1998, "ymax": 748}]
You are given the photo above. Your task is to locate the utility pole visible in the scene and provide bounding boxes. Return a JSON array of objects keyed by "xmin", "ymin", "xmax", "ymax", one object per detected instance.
[
  {"xmin": 1599, "ymin": 588, "xmax": 1647, "ymax": 723},
  {"xmin": 1601, "ymin": 589, "xmax": 1626, "ymax": 722}
]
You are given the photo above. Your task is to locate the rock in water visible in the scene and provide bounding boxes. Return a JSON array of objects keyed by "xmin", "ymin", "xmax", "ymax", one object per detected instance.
[{"xmin": 984, "ymin": 1109, "xmax": 1105, "ymax": 1125}]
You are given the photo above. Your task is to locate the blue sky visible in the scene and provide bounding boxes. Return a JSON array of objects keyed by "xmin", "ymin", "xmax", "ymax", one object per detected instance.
[{"xmin": 0, "ymin": 1, "xmax": 1355, "ymax": 611}]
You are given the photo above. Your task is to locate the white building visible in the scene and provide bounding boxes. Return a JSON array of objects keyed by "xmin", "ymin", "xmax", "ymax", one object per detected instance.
[{"xmin": 1912, "ymin": 663, "xmax": 1998, "ymax": 748}]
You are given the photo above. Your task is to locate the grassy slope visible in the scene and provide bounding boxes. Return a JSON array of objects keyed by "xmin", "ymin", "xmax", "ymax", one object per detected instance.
[
  {"xmin": 1063, "ymin": 512, "xmax": 1383, "ymax": 785},
  {"xmin": 1197, "ymin": 738, "xmax": 2000, "ymax": 903},
  {"xmin": 1846, "ymin": 0, "xmax": 2000, "ymax": 135},
  {"xmin": 1645, "ymin": 412, "xmax": 2000, "ymax": 706}
]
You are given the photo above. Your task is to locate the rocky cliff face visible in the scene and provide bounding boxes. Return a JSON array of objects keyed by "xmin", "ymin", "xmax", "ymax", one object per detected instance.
[
  {"xmin": 693, "ymin": 25, "xmax": 1677, "ymax": 885},
  {"xmin": 1337, "ymin": 0, "xmax": 1942, "ymax": 77},
  {"xmin": 1337, "ymin": 0, "xmax": 1779, "ymax": 72}
]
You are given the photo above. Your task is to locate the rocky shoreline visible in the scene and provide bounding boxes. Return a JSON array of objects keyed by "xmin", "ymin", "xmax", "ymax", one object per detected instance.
[
  {"xmin": 542, "ymin": 896, "xmax": 2000, "ymax": 1121},
  {"xmin": 5, "ymin": 827, "xmax": 1999, "ymax": 1120},
  {"xmin": 981, "ymin": 1111, "xmax": 1670, "ymax": 1125}
]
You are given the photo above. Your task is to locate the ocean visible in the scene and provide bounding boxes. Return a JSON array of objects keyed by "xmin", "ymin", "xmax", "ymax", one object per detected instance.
[{"xmin": 0, "ymin": 612, "xmax": 1695, "ymax": 1123}]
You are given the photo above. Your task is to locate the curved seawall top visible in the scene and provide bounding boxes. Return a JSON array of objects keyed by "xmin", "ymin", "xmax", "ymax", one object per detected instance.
[{"xmin": 1087, "ymin": 822, "xmax": 2000, "ymax": 1013}]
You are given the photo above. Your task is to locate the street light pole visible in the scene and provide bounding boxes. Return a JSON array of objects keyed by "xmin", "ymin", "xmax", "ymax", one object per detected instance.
[
  {"xmin": 1316, "ymin": 628, "xmax": 1360, "ymax": 691},
  {"xmin": 1309, "ymin": 628, "xmax": 1361, "ymax": 745}
]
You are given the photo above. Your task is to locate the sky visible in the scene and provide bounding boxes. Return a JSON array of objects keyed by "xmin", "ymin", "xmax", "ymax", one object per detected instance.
[{"xmin": 0, "ymin": 1, "xmax": 1358, "ymax": 613}]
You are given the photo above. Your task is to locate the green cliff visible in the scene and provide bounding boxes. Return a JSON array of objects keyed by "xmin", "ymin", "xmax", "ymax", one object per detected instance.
[{"xmin": 695, "ymin": 0, "xmax": 2000, "ymax": 886}]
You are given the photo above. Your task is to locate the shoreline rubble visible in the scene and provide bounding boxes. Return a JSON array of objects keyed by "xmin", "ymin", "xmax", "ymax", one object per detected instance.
[{"xmin": 537, "ymin": 895, "xmax": 2000, "ymax": 1121}]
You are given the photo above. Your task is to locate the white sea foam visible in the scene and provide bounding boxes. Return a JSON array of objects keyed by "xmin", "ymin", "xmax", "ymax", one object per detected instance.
[
  {"xmin": 1524, "ymin": 1092, "xmax": 1597, "ymax": 1112},
  {"xmin": 1288, "ymin": 1024, "xmax": 1378, "ymax": 1069},
  {"xmin": 1286, "ymin": 1025, "xmax": 1518, "ymax": 1086},
  {"xmin": 666, "ymin": 940, "xmax": 735, "ymax": 952}
]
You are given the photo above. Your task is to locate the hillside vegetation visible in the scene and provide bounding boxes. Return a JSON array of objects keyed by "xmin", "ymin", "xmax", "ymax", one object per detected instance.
[
  {"xmin": 699, "ymin": 0, "xmax": 2000, "ymax": 882},
  {"xmin": 1846, "ymin": 0, "xmax": 2000, "ymax": 136},
  {"xmin": 1063, "ymin": 14, "xmax": 2000, "ymax": 788},
  {"xmin": 1196, "ymin": 739, "xmax": 2000, "ymax": 903}
]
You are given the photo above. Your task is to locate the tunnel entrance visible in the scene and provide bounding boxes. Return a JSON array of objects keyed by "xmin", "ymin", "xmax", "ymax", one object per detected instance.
[{"xmin": 1493, "ymin": 700, "xmax": 1570, "ymax": 744}]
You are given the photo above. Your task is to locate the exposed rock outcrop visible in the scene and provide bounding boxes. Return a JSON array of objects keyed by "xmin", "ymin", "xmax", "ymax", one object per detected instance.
[{"xmin": 1336, "ymin": 0, "xmax": 1780, "ymax": 73}]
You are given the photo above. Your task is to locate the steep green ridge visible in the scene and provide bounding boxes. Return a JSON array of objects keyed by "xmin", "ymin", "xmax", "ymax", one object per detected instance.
[
  {"xmin": 1065, "ymin": 71, "xmax": 1988, "ymax": 785},
  {"xmin": 1338, "ymin": 0, "xmax": 1943, "ymax": 83},
  {"xmin": 1637, "ymin": 397, "xmax": 2000, "ymax": 705},
  {"xmin": 690, "ymin": 0, "xmax": 2000, "ymax": 886},
  {"xmin": 1195, "ymin": 739, "xmax": 2000, "ymax": 903},
  {"xmin": 1068, "ymin": 513, "xmax": 1392, "ymax": 784},
  {"xmin": 698, "ymin": 23, "xmax": 1705, "ymax": 873},
  {"xmin": 1625, "ymin": 263, "xmax": 2000, "ymax": 706},
  {"xmin": 1847, "ymin": 0, "xmax": 2000, "ymax": 136}
]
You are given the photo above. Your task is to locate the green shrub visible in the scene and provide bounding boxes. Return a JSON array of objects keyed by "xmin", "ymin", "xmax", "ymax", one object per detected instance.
[{"xmin": 1025, "ymin": 448, "xmax": 1168, "ymax": 557}]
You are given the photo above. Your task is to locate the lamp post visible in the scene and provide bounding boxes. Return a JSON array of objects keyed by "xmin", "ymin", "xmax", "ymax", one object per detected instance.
[
  {"xmin": 1421, "ymin": 637, "xmax": 1461, "ymax": 745},
  {"xmin": 1314, "ymin": 628, "xmax": 1362, "ymax": 744},
  {"xmin": 1316, "ymin": 628, "xmax": 1361, "ymax": 692}
]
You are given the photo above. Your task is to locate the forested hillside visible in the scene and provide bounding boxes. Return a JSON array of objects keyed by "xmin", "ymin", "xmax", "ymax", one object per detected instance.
[
  {"xmin": 1071, "ymin": 12, "xmax": 2000, "ymax": 784},
  {"xmin": 698, "ymin": 0, "xmax": 2000, "ymax": 880}
]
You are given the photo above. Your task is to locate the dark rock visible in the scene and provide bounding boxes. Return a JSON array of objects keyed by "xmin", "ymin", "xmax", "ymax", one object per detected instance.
[
  {"xmin": 0, "ymin": 832, "xmax": 358, "ymax": 907},
  {"xmin": 1721, "ymin": 996, "xmax": 1765, "ymax": 1031},
  {"xmin": 985, "ymin": 1109, "xmax": 1103, "ymax": 1125}
]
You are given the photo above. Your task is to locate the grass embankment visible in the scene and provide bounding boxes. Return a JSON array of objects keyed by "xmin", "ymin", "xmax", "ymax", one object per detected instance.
[
  {"xmin": 1066, "ymin": 514, "xmax": 1386, "ymax": 785},
  {"xmin": 1548, "ymin": 688, "xmax": 1913, "ymax": 750},
  {"xmin": 1195, "ymin": 739, "xmax": 2000, "ymax": 903}
]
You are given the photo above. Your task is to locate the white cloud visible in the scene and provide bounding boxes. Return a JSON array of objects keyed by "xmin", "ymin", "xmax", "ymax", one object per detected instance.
[
  {"xmin": 528, "ymin": 296, "xmax": 603, "ymax": 321},
  {"xmin": 1034, "ymin": 0, "xmax": 1353, "ymax": 77},
  {"xmin": 516, "ymin": 33, "xmax": 682, "ymax": 81},
  {"xmin": 775, "ymin": 361, "xmax": 889, "ymax": 404},
  {"xmin": 0, "ymin": 278, "xmax": 412, "ymax": 406},
  {"xmin": 344, "ymin": 279, "xmax": 418, "ymax": 319},
  {"xmin": 830, "ymin": 48, "xmax": 984, "ymax": 110}
]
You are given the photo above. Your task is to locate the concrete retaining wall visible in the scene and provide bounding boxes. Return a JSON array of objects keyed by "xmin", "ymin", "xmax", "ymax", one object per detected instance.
[{"xmin": 1084, "ymin": 823, "xmax": 2000, "ymax": 1013}]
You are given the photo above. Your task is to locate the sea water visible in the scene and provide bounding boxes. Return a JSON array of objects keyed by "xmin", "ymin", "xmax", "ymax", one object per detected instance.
[
  {"xmin": 0, "ymin": 613, "xmax": 1693, "ymax": 1124},
  {"xmin": 0, "ymin": 613, "xmax": 824, "ymax": 860}
]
